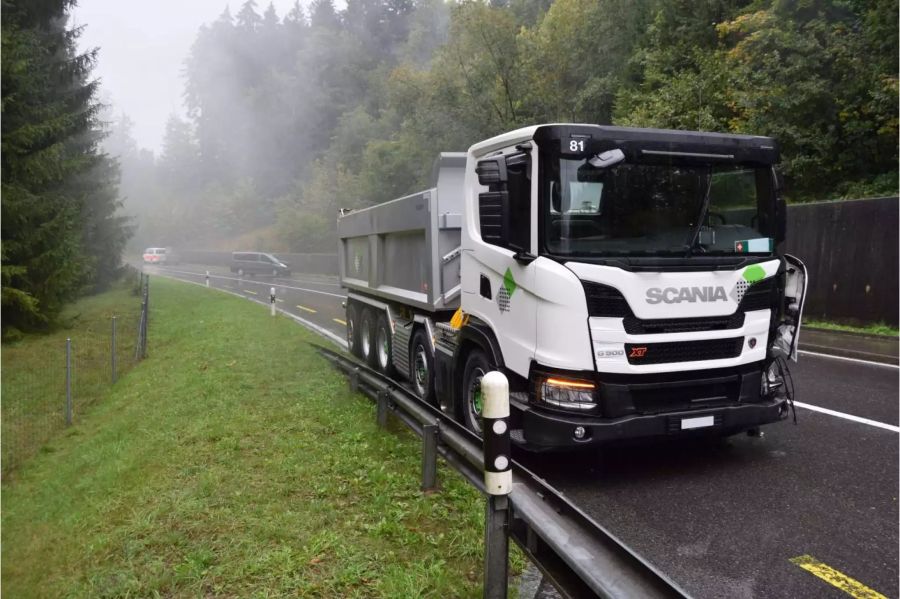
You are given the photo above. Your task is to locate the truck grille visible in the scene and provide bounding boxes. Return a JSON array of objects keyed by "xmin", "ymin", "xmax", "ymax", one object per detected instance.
[
  {"xmin": 582, "ymin": 282, "xmax": 633, "ymax": 317},
  {"xmin": 738, "ymin": 277, "xmax": 777, "ymax": 312},
  {"xmin": 625, "ymin": 337, "xmax": 744, "ymax": 365},
  {"xmin": 583, "ymin": 276, "xmax": 777, "ymax": 320},
  {"xmin": 623, "ymin": 312, "xmax": 745, "ymax": 335}
]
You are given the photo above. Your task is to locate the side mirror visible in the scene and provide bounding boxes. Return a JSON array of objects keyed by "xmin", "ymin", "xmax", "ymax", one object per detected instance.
[
  {"xmin": 588, "ymin": 149, "xmax": 625, "ymax": 169},
  {"xmin": 476, "ymin": 158, "xmax": 507, "ymax": 187}
]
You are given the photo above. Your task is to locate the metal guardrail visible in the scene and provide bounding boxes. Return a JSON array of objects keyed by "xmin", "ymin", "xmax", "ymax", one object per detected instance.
[{"xmin": 315, "ymin": 345, "xmax": 689, "ymax": 599}]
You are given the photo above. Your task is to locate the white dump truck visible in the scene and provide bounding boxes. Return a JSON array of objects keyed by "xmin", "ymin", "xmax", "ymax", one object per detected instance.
[{"xmin": 337, "ymin": 124, "xmax": 806, "ymax": 449}]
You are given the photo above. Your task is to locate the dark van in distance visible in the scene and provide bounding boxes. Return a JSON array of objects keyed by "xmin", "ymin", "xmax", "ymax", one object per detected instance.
[{"xmin": 230, "ymin": 251, "xmax": 291, "ymax": 277}]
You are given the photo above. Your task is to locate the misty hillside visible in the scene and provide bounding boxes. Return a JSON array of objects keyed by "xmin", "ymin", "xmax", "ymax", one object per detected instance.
[{"xmin": 106, "ymin": 0, "xmax": 898, "ymax": 253}]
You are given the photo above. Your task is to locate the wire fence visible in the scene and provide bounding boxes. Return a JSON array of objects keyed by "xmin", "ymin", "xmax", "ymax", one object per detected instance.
[{"xmin": 2, "ymin": 272, "xmax": 150, "ymax": 475}]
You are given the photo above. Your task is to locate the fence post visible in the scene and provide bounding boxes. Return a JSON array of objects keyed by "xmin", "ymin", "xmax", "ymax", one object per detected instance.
[
  {"xmin": 422, "ymin": 422, "xmax": 439, "ymax": 492},
  {"xmin": 142, "ymin": 276, "xmax": 149, "ymax": 358},
  {"xmin": 111, "ymin": 316, "xmax": 117, "ymax": 383},
  {"xmin": 270, "ymin": 287, "xmax": 276, "ymax": 317},
  {"xmin": 482, "ymin": 371, "xmax": 512, "ymax": 599},
  {"xmin": 65, "ymin": 338, "xmax": 73, "ymax": 426}
]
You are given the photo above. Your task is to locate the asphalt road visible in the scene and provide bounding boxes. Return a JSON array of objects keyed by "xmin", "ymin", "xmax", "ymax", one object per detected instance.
[{"xmin": 150, "ymin": 263, "xmax": 899, "ymax": 599}]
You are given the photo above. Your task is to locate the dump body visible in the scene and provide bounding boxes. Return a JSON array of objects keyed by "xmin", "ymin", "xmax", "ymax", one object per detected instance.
[{"xmin": 337, "ymin": 153, "xmax": 465, "ymax": 313}]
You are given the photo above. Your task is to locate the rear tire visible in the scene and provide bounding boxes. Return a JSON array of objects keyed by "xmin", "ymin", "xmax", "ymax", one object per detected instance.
[
  {"xmin": 346, "ymin": 303, "xmax": 361, "ymax": 358},
  {"xmin": 360, "ymin": 308, "xmax": 378, "ymax": 367},
  {"xmin": 375, "ymin": 314, "xmax": 396, "ymax": 376},
  {"xmin": 410, "ymin": 329, "xmax": 436, "ymax": 406},
  {"xmin": 461, "ymin": 348, "xmax": 494, "ymax": 436}
]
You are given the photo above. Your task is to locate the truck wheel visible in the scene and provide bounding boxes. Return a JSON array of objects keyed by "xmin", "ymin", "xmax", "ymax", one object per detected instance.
[
  {"xmin": 461, "ymin": 348, "xmax": 494, "ymax": 436},
  {"xmin": 375, "ymin": 314, "xmax": 396, "ymax": 376},
  {"xmin": 410, "ymin": 329, "xmax": 436, "ymax": 405},
  {"xmin": 360, "ymin": 308, "xmax": 378, "ymax": 367},
  {"xmin": 346, "ymin": 303, "xmax": 361, "ymax": 358}
]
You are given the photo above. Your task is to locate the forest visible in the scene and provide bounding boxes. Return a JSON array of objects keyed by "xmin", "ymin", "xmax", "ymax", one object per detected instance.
[
  {"xmin": 110, "ymin": 0, "xmax": 898, "ymax": 254},
  {"xmin": 2, "ymin": 0, "xmax": 129, "ymax": 336},
  {"xmin": 3, "ymin": 0, "xmax": 898, "ymax": 331}
]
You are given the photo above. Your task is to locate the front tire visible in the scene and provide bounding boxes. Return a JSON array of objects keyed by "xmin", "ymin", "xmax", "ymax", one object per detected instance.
[
  {"xmin": 410, "ymin": 329, "xmax": 436, "ymax": 406},
  {"xmin": 461, "ymin": 348, "xmax": 493, "ymax": 435}
]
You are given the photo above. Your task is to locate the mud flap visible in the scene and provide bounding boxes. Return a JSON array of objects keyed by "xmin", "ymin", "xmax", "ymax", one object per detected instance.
[{"xmin": 773, "ymin": 254, "xmax": 808, "ymax": 361}]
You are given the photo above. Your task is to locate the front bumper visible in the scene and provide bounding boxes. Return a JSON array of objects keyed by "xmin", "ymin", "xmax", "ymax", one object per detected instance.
[{"xmin": 517, "ymin": 398, "xmax": 788, "ymax": 451}]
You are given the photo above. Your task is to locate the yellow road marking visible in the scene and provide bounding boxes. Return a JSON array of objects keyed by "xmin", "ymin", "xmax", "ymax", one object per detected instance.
[
  {"xmin": 790, "ymin": 555, "xmax": 887, "ymax": 599},
  {"xmin": 296, "ymin": 305, "xmax": 316, "ymax": 314},
  {"xmin": 333, "ymin": 318, "xmax": 347, "ymax": 326},
  {"xmin": 244, "ymin": 289, "xmax": 258, "ymax": 295}
]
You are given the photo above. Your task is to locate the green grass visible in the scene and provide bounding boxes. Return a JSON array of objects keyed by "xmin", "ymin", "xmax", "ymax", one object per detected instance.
[
  {"xmin": 2, "ymin": 277, "xmax": 517, "ymax": 597},
  {"xmin": 804, "ymin": 319, "xmax": 899, "ymax": 337},
  {"xmin": 2, "ymin": 275, "xmax": 144, "ymax": 474}
]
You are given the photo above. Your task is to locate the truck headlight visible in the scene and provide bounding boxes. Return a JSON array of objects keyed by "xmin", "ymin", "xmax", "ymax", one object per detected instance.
[{"xmin": 537, "ymin": 377, "xmax": 597, "ymax": 411}]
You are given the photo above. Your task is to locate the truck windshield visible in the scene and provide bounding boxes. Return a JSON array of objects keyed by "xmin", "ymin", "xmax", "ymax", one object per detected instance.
[{"xmin": 543, "ymin": 155, "xmax": 775, "ymax": 257}]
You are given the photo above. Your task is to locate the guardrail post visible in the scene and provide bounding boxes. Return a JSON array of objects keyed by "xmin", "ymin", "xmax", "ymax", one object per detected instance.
[
  {"xmin": 206, "ymin": 270, "xmax": 210, "ymax": 287},
  {"xmin": 270, "ymin": 287, "xmax": 276, "ymax": 317},
  {"xmin": 349, "ymin": 367, "xmax": 359, "ymax": 393},
  {"xmin": 111, "ymin": 316, "xmax": 117, "ymax": 383},
  {"xmin": 376, "ymin": 388, "xmax": 389, "ymax": 428},
  {"xmin": 482, "ymin": 371, "xmax": 512, "ymax": 599},
  {"xmin": 422, "ymin": 422, "xmax": 439, "ymax": 492},
  {"xmin": 65, "ymin": 338, "xmax": 73, "ymax": 426}
]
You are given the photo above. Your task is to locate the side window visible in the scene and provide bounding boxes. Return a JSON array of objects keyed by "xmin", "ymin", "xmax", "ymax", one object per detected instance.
[
  {"xmin": 476, "ymin": 149, "xmax": 531, "ymax": 252},
  {"xmin": 506, "ymin": 152, "xmax": 531, "ymax": 252}
]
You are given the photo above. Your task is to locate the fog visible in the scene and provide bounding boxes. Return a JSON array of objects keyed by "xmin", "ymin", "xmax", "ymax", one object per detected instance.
[{"xmin": 73, "ymin": 1, "xmax": 323, "ymax": 152}]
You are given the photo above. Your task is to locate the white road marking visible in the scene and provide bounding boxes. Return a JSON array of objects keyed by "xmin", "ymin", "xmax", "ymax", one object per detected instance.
[
  {"xmin": 798, "ymin": 349, "xmax": 898, "ymax": 369},
  {"xmin": 793, "ymin": 401, "xmax": 899, "ymax": 433}
]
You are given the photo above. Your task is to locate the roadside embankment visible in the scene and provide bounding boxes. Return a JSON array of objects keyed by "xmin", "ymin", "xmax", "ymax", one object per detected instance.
[{"xmin": 2, "ymin": 277, "xmax": 508, "ymax": 597}]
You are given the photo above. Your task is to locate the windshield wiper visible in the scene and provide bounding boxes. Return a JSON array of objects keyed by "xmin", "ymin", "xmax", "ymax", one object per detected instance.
[{"xmin": 684, "ymin": 168, "xmax": 713, "ymax": 257}]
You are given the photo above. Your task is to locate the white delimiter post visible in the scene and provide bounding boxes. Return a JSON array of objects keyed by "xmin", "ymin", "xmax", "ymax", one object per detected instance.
[
  {"xmin": 205, "ymin": 270, "xmax": 210, "ymax": 287},
  {"xmin": 481, "ymin": 370, "xmax": 511, "ymax": 599},
  {"xmin": 270, "ymin": 287, "xmax": 276, "ymax": 317}
]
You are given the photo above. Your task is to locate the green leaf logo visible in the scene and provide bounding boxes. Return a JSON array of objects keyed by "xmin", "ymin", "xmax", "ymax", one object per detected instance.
[
  {"xmin": 503, "ymin": 268, "xmax": 517, "ymax": 298},
  {"xmin": 742, "ymin": 265, "xmax": 766, "ymax": 283}
]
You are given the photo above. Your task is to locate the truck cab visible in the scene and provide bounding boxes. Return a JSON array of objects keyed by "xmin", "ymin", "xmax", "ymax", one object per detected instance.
[{"xmin": 339, "ymin": 124, "xmax": 806, "ymax": 450}]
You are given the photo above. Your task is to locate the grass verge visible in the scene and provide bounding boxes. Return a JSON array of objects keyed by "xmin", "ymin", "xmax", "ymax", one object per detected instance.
[
  {"xmin": 2, "ymin": 276, "xmax": 518, "ymax": 597},
  {"xmin": 2, "ymin": 275, "xmax": 143, "ymax": 475},
  {"xmin": 804, "ymin": 319, "xmax": 898, "ymax": 337}
]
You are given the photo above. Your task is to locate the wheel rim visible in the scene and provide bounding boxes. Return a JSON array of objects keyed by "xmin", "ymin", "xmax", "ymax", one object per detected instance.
[
  {"xmin": 361, "ymin": 321, "xmax": 371, "ymax": 357},
  {"xmin": 413, "ymin": 344, "xmax": 429, "ymax": 397},
  {"xmin": 466, "ymin": 367, "xmax": 486, "ymax": 434},
  {"xmin": 376, "ymin": 326, "xmax": 390, "ymax": 369}
]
